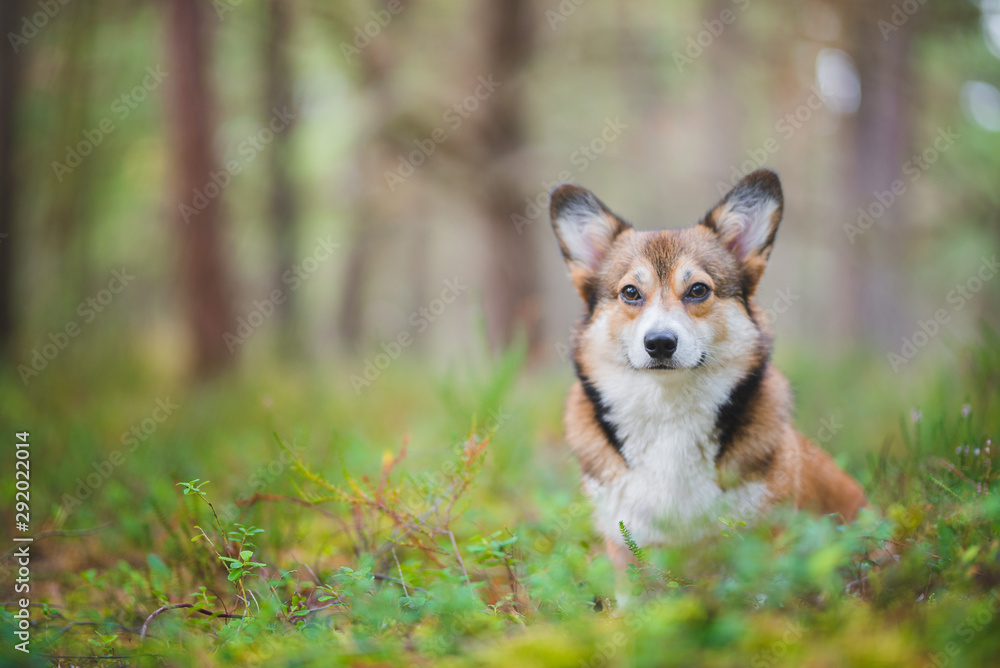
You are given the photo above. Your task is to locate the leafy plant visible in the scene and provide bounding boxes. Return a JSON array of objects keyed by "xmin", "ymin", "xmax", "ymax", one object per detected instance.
[
  {"xmin": 719, "ymin": 515, "xmax": 748, "ymax": 540},
  {"xmin": 178, "ymin": 480, "xmax": 268, "ymax": 617}
]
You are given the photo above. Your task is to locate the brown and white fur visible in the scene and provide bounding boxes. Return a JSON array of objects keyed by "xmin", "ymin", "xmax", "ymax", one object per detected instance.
[{"xmin": 549, "ymin": 169, "xmax": 866, "ymax": 572}]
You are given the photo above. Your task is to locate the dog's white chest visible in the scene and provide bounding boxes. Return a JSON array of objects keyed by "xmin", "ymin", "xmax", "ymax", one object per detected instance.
[{"xmin": 583, "ymin": 368, "xmax": 766, "ymax": 547}]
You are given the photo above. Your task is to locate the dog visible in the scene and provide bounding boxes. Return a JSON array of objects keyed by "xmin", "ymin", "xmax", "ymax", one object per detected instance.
[{"xmin": 549, "ymin": 169, "xmax": 866, "ymax": 572}]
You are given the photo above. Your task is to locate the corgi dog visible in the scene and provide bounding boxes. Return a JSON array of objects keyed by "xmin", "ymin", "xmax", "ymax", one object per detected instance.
[{"xmin": 549, "ymin": 169, "xmax": 866, "ymax": 571}]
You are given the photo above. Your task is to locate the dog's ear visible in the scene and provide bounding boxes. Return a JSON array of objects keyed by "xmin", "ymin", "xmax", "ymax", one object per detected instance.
[
  {"xmin": 701, "ymin": 169, "xmax": 783, "ymax": 286},
  {"xmin": 550, "ymin": 184, "xmax": 631, "ymax": 302}
]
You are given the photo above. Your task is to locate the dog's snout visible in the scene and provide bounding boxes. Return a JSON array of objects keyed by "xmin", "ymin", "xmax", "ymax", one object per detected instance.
[{"xmin": 643, "ymin": 330, "xmax": 678, "ymax": 360}]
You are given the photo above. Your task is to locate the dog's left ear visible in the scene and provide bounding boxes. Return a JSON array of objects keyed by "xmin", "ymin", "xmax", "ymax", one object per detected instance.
[
  {"xmin": 550, "ymin": 184, "xmax": 631, "ymax": 304},
  {"xmin": 701, "ymin": 169, "xmax": 783, "ymax": 285}
]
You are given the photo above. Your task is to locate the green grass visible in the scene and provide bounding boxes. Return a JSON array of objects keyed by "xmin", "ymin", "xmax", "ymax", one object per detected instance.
[{"xmin": 2, "ymin": 331, "xmax": 1000, "ymax": 667}]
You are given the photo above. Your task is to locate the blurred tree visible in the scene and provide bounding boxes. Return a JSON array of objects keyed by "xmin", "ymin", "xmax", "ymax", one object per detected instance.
[
  {"xmin": 265, "ymin": 0, "xmax": 298, "ymax": 327},
  {"xmin": 835, "ymin": 0, "xmax": 979, "ymax": 344},
  {"xmin": 165, "ymin": 0, "xmax": 236, "ymax": 376},
  {"xmin": 45, "ymin": 2, "xmax": 96, "ymax": 290},
  {"xmin": 327, "ymin": 3, "xmax": 408, "ymax": 350},
  {"xmin": 476, "ymin": 0, "xmax": 541, "ymax": 356},
  {"xmin": 704, "ymin": 0, "xmax": 747, "ymax": 179},
  {"xmin": 0, "ymin": 0, "xmax": 20, "ymax": 353},
  {"xmin": 839, "ymin": 0, "xmax": 914, "ymax": 344}
]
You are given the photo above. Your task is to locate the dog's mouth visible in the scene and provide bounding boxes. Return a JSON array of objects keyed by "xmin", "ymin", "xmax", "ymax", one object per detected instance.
[
  {"xmin": 626, "ymin": 358, "xmax": 681, "ymax": 372},
  {"xmin": 631, "ymin": 352, "xmax": 707, "ymax": 371}
]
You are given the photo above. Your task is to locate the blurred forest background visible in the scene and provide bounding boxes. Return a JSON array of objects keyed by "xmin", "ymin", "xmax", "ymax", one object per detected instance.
[
  {"xmin": 2, "ymin": 0, "xmax": 1000, "ymax": 664},
  {"xmin": 0, "ymin": 0, "xmax": 997, "ymax": 383}
]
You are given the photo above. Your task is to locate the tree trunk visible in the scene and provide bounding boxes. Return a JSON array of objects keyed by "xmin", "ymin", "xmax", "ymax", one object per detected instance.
[
  {"xmin": 479, "ymin": 0, "xmax": 541, "ymax": 356},
  {"xmin": 841, "ymin": 7, "xmax": 913, "ymax": 345},
  {"xmin": 336, "ymin": 28, "xmax": 399, "ymax": 350},
  {"xmin": 0, "ymin": 0, "xmax": 20, "ymax": 354},
  {"xmin": 165, "ymin": 0, "xmax": 236, "ymax": 376},
  {"xmin": 265, "ymin": 0, "xmax": 297, "ymax": 323},
  {"xmin": 704, "ymin": 0, "xmax": 747, "ymax": 181}
]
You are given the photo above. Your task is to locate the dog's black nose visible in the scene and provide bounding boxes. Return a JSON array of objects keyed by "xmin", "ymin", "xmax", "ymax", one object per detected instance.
[{"xmin": 644, "ymin": 330, "xmax": 678, "ymax": 360}]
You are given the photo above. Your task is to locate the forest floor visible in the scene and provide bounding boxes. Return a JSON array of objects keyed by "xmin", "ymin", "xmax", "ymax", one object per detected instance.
[{"xmin": 2, "ymin": 332, "xmax": 1000, "ymax": 667}]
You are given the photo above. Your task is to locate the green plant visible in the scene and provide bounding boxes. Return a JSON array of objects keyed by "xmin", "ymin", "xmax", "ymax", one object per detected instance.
[
  {"xmin": 178, "ymin": 480, "xmax": 268, "ymax": 616},
  {"xmin": 86, "ymin": 630, "xmax": 117, "ymax": 656},
  {"xmin": 719, "ymin": 515, "xmax": 748, "ymax": 540}
]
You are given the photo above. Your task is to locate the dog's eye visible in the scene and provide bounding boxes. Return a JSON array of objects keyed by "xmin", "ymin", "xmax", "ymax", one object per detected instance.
[
  {"xmin": 621, "ymin": 285, "xmax": 641, "ymax": 302},
  {"xmin": 686, "ymin": 283, "xmax": 710, "ymax": 300}
]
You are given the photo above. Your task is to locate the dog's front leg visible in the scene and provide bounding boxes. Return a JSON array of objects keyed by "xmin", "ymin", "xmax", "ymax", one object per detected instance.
[{"xmin": 605, "ymin": 536, "xmax": 642, "ymax": 613}]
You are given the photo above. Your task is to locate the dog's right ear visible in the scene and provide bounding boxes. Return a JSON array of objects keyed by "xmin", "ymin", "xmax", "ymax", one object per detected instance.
[{"xmin": 550, "ymin": 184, "xmax": 631, "ymax": 302}]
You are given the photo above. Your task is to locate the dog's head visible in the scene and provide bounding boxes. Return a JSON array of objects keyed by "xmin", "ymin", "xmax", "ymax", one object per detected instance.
[{"xmin": 550, "ymin": 169, "xmax": 782, "ymax": 372}]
